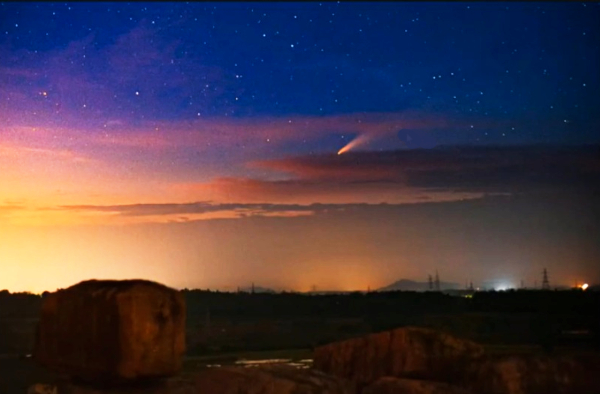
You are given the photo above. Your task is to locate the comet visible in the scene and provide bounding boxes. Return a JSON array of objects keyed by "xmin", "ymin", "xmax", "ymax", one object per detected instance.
[{"xmin": 337, "ymin": 134, "xmax": 371, "ymax": 155}]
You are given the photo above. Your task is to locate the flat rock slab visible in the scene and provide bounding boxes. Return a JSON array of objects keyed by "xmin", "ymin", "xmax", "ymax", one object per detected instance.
[
  {"xmin": 313, "ymin": 327, "xmax": 484, "ymax": 387},
  {"xmin": 27, "ymin": 384, "xmax": 58, "ymax": 394},
  {"xmin": 466, "ymin": 353, "xmax": 600, "ymax": 394},
  {"xmin": 33, "ymin": 279, "xmax": 186, "ymax": 385},
  {"xmin": 363, "ymin": 377, "xmax": 473, "ymax": 394}
]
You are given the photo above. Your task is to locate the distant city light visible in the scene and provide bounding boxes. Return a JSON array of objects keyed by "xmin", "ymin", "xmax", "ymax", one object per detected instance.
[
  {"xmin": 495, "ymin": 282, "xmax": 514, "ymax": 291},
  {"xmin": 581, "ymin": 283, "xmax": 589, "ymax": 290}
]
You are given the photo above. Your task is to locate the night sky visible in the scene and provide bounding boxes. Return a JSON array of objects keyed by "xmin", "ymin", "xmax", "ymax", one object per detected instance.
[{"xmin": 1, "ymin": 2, "xmax": 599, "ymax": 293}]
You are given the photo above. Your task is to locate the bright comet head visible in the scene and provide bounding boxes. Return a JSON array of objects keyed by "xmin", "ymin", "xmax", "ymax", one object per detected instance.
[{"xmin": 337, "ymin": 134, "xmax": 371, "ymax": 155}]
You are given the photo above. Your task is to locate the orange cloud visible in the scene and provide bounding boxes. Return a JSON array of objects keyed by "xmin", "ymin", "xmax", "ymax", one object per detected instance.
[
  {"xmin": 0, "ymin": 111, "xmax": 469, "ymax": 212},
  {"xmin": 169, "ymin": 177, "xmax": 483, "ymax": 206}
]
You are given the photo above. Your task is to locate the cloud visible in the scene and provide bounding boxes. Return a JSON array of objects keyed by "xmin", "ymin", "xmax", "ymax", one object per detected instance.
[
  {"xmin": 0, "ymin": 111, "xmax": 467, "ymax": 175},
  {"xmin": 0, "ymin": 203, "xmax": 24, "ymax": 212},
  {"xmin": 162, "ymin": 145, "xmax": 600, "ymax": 207},
  {"xmin": 0, "ymin": 112, "xmax": 476, "ymax": 218},
  {"xmin": 0, "ymin": 143, "xmax": 90, "ymax": 163},
  {"xmin": 5, "ymin": 191, "xmax": 600, "ymax": 292},
  {"xmin": 253, "ymin": 145, "xmax": 600, "ymax": 193},
  {"xmin": 57, "ymin": 201, "xmax": 382, "ymax": 218},
  {"xmin": 169, "ymin": 177, "xmax": 485, "ymax": 205}
]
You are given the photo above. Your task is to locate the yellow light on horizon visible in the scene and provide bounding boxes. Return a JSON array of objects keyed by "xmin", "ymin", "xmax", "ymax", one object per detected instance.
[{"xmin": 581, "ymin": 283, "xmax": 589, "ymax": 290}]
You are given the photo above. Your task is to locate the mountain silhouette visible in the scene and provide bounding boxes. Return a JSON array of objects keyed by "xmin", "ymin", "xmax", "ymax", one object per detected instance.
[
  {"xmin": 238, "ymin": 286, "xmax": 277, "ymax": 294},
  {"xmin": 378, "ymin": 279, "xmax": 460, "ymax": 292}
]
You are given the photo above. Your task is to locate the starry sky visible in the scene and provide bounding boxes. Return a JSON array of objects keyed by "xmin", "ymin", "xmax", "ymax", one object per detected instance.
[{"xmin": 1, "ymin": 2, "xmax": 599, "ymax": 292}]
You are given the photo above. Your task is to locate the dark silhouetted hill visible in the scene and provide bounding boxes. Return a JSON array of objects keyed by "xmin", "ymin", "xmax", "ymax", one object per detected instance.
[
  {"xmin": 378, "ymin": 279, "xmax": 460, "ymax": 292},
  {"xmin": 238, "ymin": 286, "xmax": 277, "ymax": 294}
]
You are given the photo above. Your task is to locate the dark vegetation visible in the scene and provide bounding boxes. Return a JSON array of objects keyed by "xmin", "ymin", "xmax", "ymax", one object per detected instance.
[{"xmin": 1, "ymin": 288, "xmax": 598, "ymax": 357}]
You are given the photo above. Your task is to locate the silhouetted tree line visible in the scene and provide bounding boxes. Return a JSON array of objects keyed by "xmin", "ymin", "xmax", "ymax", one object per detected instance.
[
  {"xmin": 1, "ymin": 288, "xmax": 598, "ymax": 354},
  {"xmin": 179, "ymin": 289, "xmax": 600, "ymax": 350}
]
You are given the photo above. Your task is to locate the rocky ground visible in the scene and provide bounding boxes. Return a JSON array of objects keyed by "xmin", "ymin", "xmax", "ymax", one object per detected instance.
[
  {"xmin": 22, "ymin": 327, "xmax": 600, "ymax": 394},
  {"xmin": 17, "ymin": 280, "xmax": 600, "ymax": 394}
]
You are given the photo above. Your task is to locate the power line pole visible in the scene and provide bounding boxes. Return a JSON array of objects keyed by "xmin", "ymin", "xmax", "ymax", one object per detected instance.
[
  {"xmin": 434, "ymin": 270, "xmax": 440, "ymax": 291},
  {"xmin": 428, "ymin": 274, "xmax": 433, "ymax": 291},
  {"xmin": 542, "ymin": 268, "xmax": 550, "ymax": 290}
]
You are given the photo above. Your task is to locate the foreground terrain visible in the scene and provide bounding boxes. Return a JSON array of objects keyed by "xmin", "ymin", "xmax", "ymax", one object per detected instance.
[{"xmin": 1, "ymin": 289, "xmax": 598, "ymax": 393}]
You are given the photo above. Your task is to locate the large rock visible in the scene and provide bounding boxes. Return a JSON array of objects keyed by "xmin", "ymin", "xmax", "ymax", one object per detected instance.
[
  {"xmin": 362, "ymin": 377, "xmax": 473, "ymax": 394},
  {"xmin": 313, "ymin": 327, "xmax": 483, "ymax": 388},
  {"xmin": 27, "ymin": 384, "xmax": 58, "ymax": 394},
  {"xmin": 33, "ymin": 279, "xmax": 185, "ymax": 385},
  {"xmin": 466, "ymin": 354, "xmax": 600, "ymax": 394}
]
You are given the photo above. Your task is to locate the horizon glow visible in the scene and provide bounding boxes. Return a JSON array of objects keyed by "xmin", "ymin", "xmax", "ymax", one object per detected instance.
[{"xmin": 1, "ymin": 2, "xmax": 599, "ymax": 292}]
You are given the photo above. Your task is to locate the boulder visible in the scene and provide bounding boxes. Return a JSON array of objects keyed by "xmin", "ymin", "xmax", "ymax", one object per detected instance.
[
  {"xmin": 27, "ymin": 384, "xmax": 58, "ymax": 394},
  {"xmin": 32, "ymin": 279, "xmax": 186, "ymax": 385},
  {"xmin": 313, "ymin": 327, "xmax": 483, "ymax": 387},
  {"xmin": 362, "ymin": 377, "xmax": 473, "ymax": 394},
  {"xmin": 466, "ymin": 353, "xmax": 600, "ymax": 394}
]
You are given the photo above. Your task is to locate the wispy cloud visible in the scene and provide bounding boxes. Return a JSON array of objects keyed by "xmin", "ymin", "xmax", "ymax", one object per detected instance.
[
  {"xmin": 0, "ymin": 203, "xmax": 24, "ymax": 214},
  {"xmin": 53, "ymin": 199, "xmax": 489, "ymax": 225},
  {"xmin": 58, "ymin": 201, "xmax": 323, "ymax": 216},
  {"xmin": 253, "ymin": 145, "xmax": 600, "ymax": 191},
  {"xmin": 45, "ymin": 201, "xmax": 381, "ymax": 224},
  {"xmin": 0, "ymin": 143, "xmax": 91, "ymax": 163},
  {"xmin": 166, "ymin": 145, "xmax": 600, "ymax": 206}
]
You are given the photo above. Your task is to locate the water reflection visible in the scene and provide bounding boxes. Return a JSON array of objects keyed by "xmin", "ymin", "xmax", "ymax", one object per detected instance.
[{"xmin": 233, "ymin": 358, "xmax": 313, "ymax": 369}]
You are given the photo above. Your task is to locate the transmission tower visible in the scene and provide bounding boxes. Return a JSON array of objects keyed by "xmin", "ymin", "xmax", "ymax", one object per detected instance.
[
  {"xmin": 541, "ymin": 268, "xmax": 550, "ymax": 290},
  {"xmin": 428, "ymin": 274, "xmax": 433, "ymax": 290}
]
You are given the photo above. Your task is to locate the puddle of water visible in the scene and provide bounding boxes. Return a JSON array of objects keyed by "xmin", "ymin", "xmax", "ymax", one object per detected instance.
[
  {"xmin": 235, "ymin": 358, "xmax": 291, "ymax": 365},
  {"xmin": 228, "ymin": 358, "xmax": 313, "ymax": 369}
]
